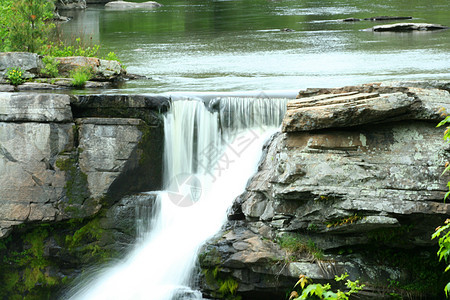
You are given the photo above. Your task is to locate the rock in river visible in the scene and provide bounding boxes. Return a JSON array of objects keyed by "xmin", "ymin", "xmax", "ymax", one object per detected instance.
[
  {"xmin": 367, "ymin": 22, "xmax": 449, "ymax": 32},
  {"xmin": 105, "ymin": 1, "xmax": 162, "ymax": 9}
]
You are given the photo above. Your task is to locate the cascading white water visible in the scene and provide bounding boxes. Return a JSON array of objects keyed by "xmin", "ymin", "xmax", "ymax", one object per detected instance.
[{"xmin": 67, "ymin": 97, "xmax": 287, "ymax": 300}]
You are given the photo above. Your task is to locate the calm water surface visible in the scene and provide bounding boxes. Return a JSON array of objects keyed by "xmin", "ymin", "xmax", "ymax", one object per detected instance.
[{"xmin": 59, "ymin": 0, "xmax": 450, "ymax": 94}]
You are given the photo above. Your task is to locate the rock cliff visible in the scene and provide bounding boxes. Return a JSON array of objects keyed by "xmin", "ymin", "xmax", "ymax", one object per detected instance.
[
  {"xmin": 0, "ymin": 92, "xmax": 166, "ymax": 298},
  {"xmin": 199, "ymin": 83, "xmax": 450, "ymax": 299}
]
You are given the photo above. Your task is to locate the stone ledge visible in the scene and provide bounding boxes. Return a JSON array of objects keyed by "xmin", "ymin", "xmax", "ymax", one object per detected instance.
[
  {"xmin": 0, "ymin": 92, "xmax": 72, "ymax": 122},
  {"xmin": 75, "ymin": 117, "xmax": 143, "ymax": 126}
]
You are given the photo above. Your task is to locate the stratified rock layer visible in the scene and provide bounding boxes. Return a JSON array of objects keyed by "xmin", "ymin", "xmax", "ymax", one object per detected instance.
[
  {"xmin": 200, "ymin": 83, "xmax": 450, "ymax": 299},
  {"xmin": 0, "ymin": 92, "xmax": 166, "ymax": 238}
]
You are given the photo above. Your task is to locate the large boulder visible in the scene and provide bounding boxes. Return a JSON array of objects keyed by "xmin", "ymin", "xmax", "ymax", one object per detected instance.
[
  {"xmin": 200, "ymin": 83, "xmax": 450, "ymax": 299},
  {"xmin": 55, "ymin": 56, "xmax": 125, "ymax": 80},
  {"xmin": 0, "ymin": 52, "xmax": 43, "ymax": 78}
]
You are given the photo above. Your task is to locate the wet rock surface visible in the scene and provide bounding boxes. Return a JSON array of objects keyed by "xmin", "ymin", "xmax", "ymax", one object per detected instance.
[
  {"xmin": 200, "ymin": 82, "xmax": 450, "ymax": 299},
  {"xmin": 367, "ymin": 22, "xmax": 448, "ymax": 32}
]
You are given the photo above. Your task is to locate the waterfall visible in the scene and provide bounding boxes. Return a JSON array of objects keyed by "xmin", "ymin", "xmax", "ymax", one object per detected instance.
[{"xmin": 67, "ymin": 97, "xmax": 287, "ymax": 300}]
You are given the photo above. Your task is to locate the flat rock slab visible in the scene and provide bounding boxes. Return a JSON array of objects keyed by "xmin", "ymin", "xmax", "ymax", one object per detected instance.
[
  {"xmin": 368, "ymin": 22, "xmax": 448, "ymax": 32},
  {"xmin": 343, "ymin": 16, "xmax": 412, "ymax": 22},
  {"xmin": 282, "ymin": 91, "xmax": 415, "ymax": 132},
  {"xmin": 105, "ymin": 1, "xmax": 162, "ymax": 9},
  {"xmin": 0, "ymin": 92, "xmax": 72, "ymax": 122}
]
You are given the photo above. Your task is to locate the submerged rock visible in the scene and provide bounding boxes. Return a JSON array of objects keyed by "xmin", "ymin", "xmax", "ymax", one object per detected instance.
[
  {"xmin": 105, "ymin": 1, "xmax": 162, "ymax": 9},
  {"xmin": 343, "ymin": 16, "xmax": 412, "ymax": 22},
  {"xmin": 200, "ymin": 82, "xmax": 450, "ymax": 298},
  {"xmin": 367, "ymin": 22, "xmax": 448, "ymax": 32}
]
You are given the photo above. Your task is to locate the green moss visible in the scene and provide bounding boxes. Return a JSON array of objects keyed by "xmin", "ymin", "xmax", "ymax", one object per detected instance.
[
  {"xmin": 55, "ymin": 149, "xmax": 90, "ymax": 216},
  {"xmin": 218, "ymin": 278, "xmax": 239, "ymax": 296},
  {"xmin": 0, "ymin": 225, "xmax": 59, "ymax": 299},
  {"xmin": 0, "ymin": 216, "xmax": 117, "ymax": 299},
  {"xmin": 198, "ymin": 247, "xmax": 222, "ymax": 267},
  {"xmin": 137, "ymin": 121, "xmax": 154, "ymax": 166},
  {"xmin": 65, "ymin": 217, "xmax": 114, "ymax": 264}
]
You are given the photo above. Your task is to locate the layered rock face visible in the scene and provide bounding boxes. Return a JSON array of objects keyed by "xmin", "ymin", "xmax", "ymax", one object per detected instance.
[
  {"xmin": 0, "ymin": 92, "xmax": 166, "ymax": 298},
  {"xmin": 199, "ymin": 83, "xmax": 450, "ymax": 299},
  {"xmin": 0, "ymin": 92, "xmax": 165, "ymax": 238}
]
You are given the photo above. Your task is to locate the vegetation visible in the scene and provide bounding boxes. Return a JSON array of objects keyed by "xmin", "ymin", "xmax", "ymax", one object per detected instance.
[
  {"xmin": 40, "ymin": 55, "xmax": 60, "ymax": 78},
  {"xmin": 41, "ymin": 38, "xmax": 101, "ymax": 58},
  {"xmin": 433, "ymin": 219, "xmax": 450, "ymax": 296},
  {"xmin": 1, "ymin": 0, "xmax": 54, "ymax": 52},
  {"xmin": 433, "ymin": 114, "xmax": 450, "ymax": 296},
  {"xmin": 5, "ymin": 67, "xmax": 25, "ymax": 85},
  {"xmin": 0, "ymin": 217, "xmax": 116, "ymax": 298},
  {"xmin": 0, "ymin": 0, "xmax": 122, "ymax": 82},
  {"xmin": 277, "ymin": 233, "xmax": 324, "ymax": 261},
  {"xmin": 70, "ymin": 66, "xmax": 94, "ymax": 87},
  {"xmin": 289, "ymin": 273, "xmax": 364, "ymax": 300},
  {"xmin": 325, "ymin": 214, "xmax": 362, "ymax": 228}
]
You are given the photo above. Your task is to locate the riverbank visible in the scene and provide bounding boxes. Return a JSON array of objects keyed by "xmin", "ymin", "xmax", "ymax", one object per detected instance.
[{"xmin": 0, "ymin": 52, "xmax": 144, "ymax": 92}]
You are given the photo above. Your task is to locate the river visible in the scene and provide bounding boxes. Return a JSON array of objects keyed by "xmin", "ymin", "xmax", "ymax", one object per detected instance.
[{"xmin": 58, "ymin": 0, "xmax": 450, "ymax": 94}]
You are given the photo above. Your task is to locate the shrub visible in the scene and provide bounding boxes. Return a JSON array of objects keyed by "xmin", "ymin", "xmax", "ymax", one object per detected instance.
[
  {"xmin": 6, "ymin": 67, "xmax": 25, "ymax": 85},
  {"xmin": 9, "ymin": 0, "xmax": 54, "ymax": 52},
  {"xmin": 0, "ymin": 0, "xmax": 14, "ymax": 51},
  {"xmin": 41, "ymin": 38, "xmax": 101, "ymax": 58},
  {"xmin": 432, "ymin": 220, "xmax": 450, "ymax": 297},
  {"xmin": 289, "ymin": 273, "xmax": 364, "ymax": 300},
  {"xmin": 40, "ymin": 56, "xmax": 60, "ymax": 78},
  {"xmin": 70, "ymin": 66, "xmax": 93, "ymax": 88}
]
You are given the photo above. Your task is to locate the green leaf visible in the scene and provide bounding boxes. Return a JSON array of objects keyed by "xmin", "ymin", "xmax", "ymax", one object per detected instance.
[
  {"xmin": 437, "ymin": 116, "xmax": 450, "ymax": 127},
  {"xmin": 445, "ymin": 282, "xmax": 450, "ymax": 297}
]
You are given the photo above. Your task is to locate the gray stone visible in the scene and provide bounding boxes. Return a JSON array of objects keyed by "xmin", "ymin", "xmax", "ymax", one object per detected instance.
[
  {"xmin": 0, "ymin": 85, "xmax": 14, "ymax": 92},
  {"xmin": 105, "ymin": 1, "xmax": 162, "ymax": 9},
  {"xmin": 17, "ymin": 82, "xmax": 62, "ymax": 90},
  {"xmin": 0, "ymin": 92, "xmax": 72, "ymax": 122},
  {"xmin": 55, "ymin": 56, "xmax": 125, "ymax": 80},
  {"xmin": 369, "ymin": 23, "xmax": 448, "ymax": 32},
  {"xmin": 77, "ymin": 118, "xmax": 144, "ymax": 199},
  {"xmin": 0, "ymin": 52, "xmax": 43, "ymax": 78},
  {"xmin": 0, "ymin": 122, "xmax": 74, "ymax": 237}
]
